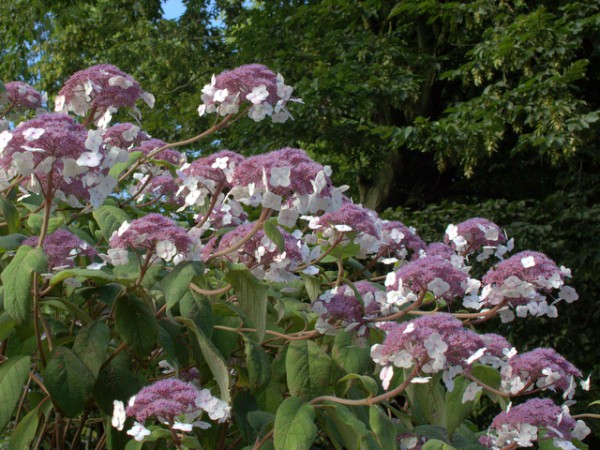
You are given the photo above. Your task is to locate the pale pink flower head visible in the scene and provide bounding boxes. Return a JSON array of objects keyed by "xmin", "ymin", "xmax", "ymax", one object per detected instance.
[
  {"xmin": 414, "ymin": 242, "xmax": 455, "ymax": 261},
  {"xmin": 55, "ymin": 64, "xmax": 153, "ymax": 124},
  {"xmin": 387, "ymin": 256, "xmax": 469, "ymax": 302},
  {"xmin": 503, "ymin": 348, "xmax": 581, "ymax": 396},
  {"xmin": 317, "ymin": 202, "xmax": 379, "ymax": 238},
  {"xmin": 445, "ymin": 218, "xmax": 505, "ymax": 256},
  {"xmin": 133, "ymin": 174, "xmax": 184, "ymax": 206},
  {"xmin": 216, "ymin": 222, "xmax": 303, "ymax": 278},
  {"xmin": 198, "ymin": 64, "xmax": 299, "ymax": 122},
  {"xmin": 0, "ymin": 113, "xmax": 115, "ymax": 206},
  {"xmin": 196, "ymin": 203, "xmax": 248, "ymax": 229},
  {"xmin": 483, "ymin": 398, "xmax": 588, "ymax": 448},
  {"xmin": 184, "ymin": 150, "xmax": 245, "ymax": 189},
  {"xmin": 22, "ymin": 229, "xmax": 97, "ymax": 269},
  {"xmin": 481, "ymin": 251, "xmax": 576, "ymax": 316},
  {"xmin": 108, "ymin": 213, "xmax": 192, "ymax": 262},
  {"xmin": 1, "ymin": 81, "xmax": 43, "ymax": 110},
  {"xmin": 103, "ymin": 122, "xmax": 150, "ymax": 150},
  {"xmin": 132, "ymin": 138, "xmax": 184, "ymax": 166},
  {"xmin": 126, "ymin": 379, "xmax": 197, "ymax": 422},
  {"xmin": 379, "ymin": 220, "xmax": 426, "ymax": 260}
]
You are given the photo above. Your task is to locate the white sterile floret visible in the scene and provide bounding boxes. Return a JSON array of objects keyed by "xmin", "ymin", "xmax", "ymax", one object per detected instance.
[
  {"xmin": 246, "ymin": 85, "xmax": 269, "ymax": 104},
  {"xmin": 111, "ymin": 400, "xmax": 126, "ymax": 431},
  {"xmin": 107, "ymin": 248, "xmax": 129, "ymax": 266},
  {"xmin": 12, "ymin": 152, "xmax": 35, "ymax": 175},
  {"xmin": 461, "ymin": 381, "xmax": 483, "ymax": 403},
  {"xmin": 23, "ymin": 127, "xmax": 45, "ymax": 141},
  {"xmin": 248, "ymin": 103, "xmax": 273, "ymax": 121},
  {"xmin": 425, "ymin": 333, "xmax": 448, "ymax": 359},
  {"xmin": 0, "ymin": 130, "xmax": 13, "ymax": 153},
  {"xmin": 521, "ymin": 256, "xmax": 536, "ymax": 268},
  {"xmin": 195, "ymin": 389, "xmax": 231, "ymax": 422},
  {"xmin": 411, "ymin": 377, "xmax": 432, "ymax": 384},
  {"xmin": 127, "ymin": 422, "xmax": 151, "ymax": 441},
  {"xmin": 156, "ymin": 240, "xmax": 177, "ymax": 261},
  {"xmin": 380, "ymin": 365, "xmax": 394, "ymax": 390},
  {"xmin": 572, "ymin": 420, "xmax": 591, "ymax": 440},
  {"xmin": 270, "ymin": 166, "xmax": 291, "ymax": 187},
  {"xmin": 558, "ymin": 286, "xmax": 578, "ymax": 303},
  {"xmin": 142, "ymin": 92, "xmax": 155, "ymax": 108},
  {"xmin": 77, "ymin": 151, "xmax": 102, "ymax": 168},
  {"xmin": 172, "ymin": 420, "xmax": 193, "ymax": 432},
  {"xmin": 278, "ymin": 208, "xmax": 299, "ymax": 228},
  {"xmin": 466, "ymin": 347, "xmax": 487, "ymax": 365},
  {"xmin": 262, "ymin": 191, "xmax": 282, "ymax": 210},
  {"xmin": 427, "ymin": 278, "xmax": 450, "ymax": 297}
]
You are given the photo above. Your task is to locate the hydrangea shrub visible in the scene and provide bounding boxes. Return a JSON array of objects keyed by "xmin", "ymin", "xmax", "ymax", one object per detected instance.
[{"xmin": 0, "ymin": 65, "xmax": 595, "ymax": 450}]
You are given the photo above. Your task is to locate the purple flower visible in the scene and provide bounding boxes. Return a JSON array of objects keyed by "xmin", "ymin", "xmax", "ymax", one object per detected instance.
[
  {"xmin": 445, "ymin": 218, "xmax": 505, "ymax": 256},
  {"xmin": 1, "ymin": 81, "xmax": 43, "ymax": 110},
  {"xmin": 502, "ymin": 348, "xmax": 581, "ymax": 396},
  {"xmin": 196, "ymin": 202, "xmax": 248, "ymax": 229},
  {"xmin": 126, "ymin": 379, "xmax": 199, "ymax": 423},
  {"xmin": 216, "ymin": 222, "xmax": 303, "ymax": 277},
  {"xmin": 103, "ymin": 123, "xmax": 150, "ymax": 150},
  {"xmin": 133, "ymin": 174, "xmax": 184, "ymax": 206},
  {"xmin": 414, "ymin": 242, "xmax": 455, "ymax": 261},
  {"xmin": 379, "ymin": 221, "xmax": 426, "ymax": 260},
  {"xmin": 55, "ymin": 64, "xmax": 153, "ymax": 125},
  {"xmin": 0, "ymin": 113, "xmax": 115, "ymax": 206},
  {"xmin": 481, "ymin": 251, "xmax": 576, "ymax": 318},
  {"xmin": 185, "ymin": 150, "xmax": 245, "ymax": 189},
  {"xmin": 198, "ymin": 64, "xmax": 299, "ymax": 122},
  {"xmin": 317, "ymin": 202, "xmax": 379, "ymax": 238},
  {"xmin": 386, "ymin": 256, "xmax": 469, "ymax": 303},
  {"xmin": 132, "ymin": 138, "xmax": 184, "ymax": 166},
  {"xmin": 108, "ymin": 213, "xmax": 192, "ymax": 263},
  {"xmin": 22, "ymin": 229, "xmax": 97, "ymax": 269},
  {"xmin": 484, "ymin": 398, "xmax": 589, "ymax": 448}
]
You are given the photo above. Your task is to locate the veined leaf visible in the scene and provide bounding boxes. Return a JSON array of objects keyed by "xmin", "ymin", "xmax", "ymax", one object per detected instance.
[
  {"xmin": 161, "ymin": 261, "xmax": 204, "ymax": 309},
  {"xmin": 286, "ymin": 339, "xmax": 332, "ymax": 400},
  {"xmin": 0, "ymin": 355, "xmax": 30, "ymax": 432},
  {"xmin": 92, "ymin": 205, "xmax": 131, "ymax": 241},
  {"xmin": 273, "ymin": 397, "xmax": 317, "ymax": 450},
  {"xmin": 114, "ymin": 295, "xmax": 158, "ymax": 357}
]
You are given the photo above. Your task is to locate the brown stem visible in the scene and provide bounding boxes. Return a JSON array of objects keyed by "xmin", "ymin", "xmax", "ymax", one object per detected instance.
[
  {"xmin": 196, "ymin": 185, "xmax": 224, "ymax": 229},
  {"xmin": 0, "ymin": 101, "xmax": 16, "ymax": 119},
  {"xmin": 208, "ymin": 208, "xmax": 272, "ymax": 261},
  {"xmin": 365, "ymin": 292, "xmax": 426, "ymax": 324},
  {"xmin": 572, "ymin": 413, "xmax": 600, "ymax": 419},
  {"xmin": 253, "ymin": 429, "xmax": 274, "ymax": 450},
  {"xmin": 309, "ymin": 364, "xmax": 422, "ymax": 406},
  {"xmin": 464, "ymin": 373, "xmax": 509, "ymax": 398},
  {"xmin": 295, "ymin": 234, "xmax": 345, "ymax": 272},
  {"xmin": 190, "ymin": 282, "xmax": 232, "ymax": 296},
  {"xmin": 68, "ymin": 409, "xmax": 89, "ymax": 450}
]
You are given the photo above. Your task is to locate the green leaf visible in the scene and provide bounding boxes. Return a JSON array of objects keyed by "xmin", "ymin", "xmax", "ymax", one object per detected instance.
[
  {"xmin": 0, "ymin": 197, "xmax": 19, "ymax": 234},
  {"xmin": 1, "ymin": 246, "xmax": 47, "ymax": 323},
  {"xmin": 332, "ymin": 332, "xmax": 371, "ymax": 375},
  {"xmin": 45, "ymin": 347, "xmax": 95, "ymax": 418},
  {"xmin": 320, "ymin": 402, "xmax": 380, "ymax": 450},
  {"xmin": 225, "ymin": 264, "xmax": 268, "ymax": 342},
  {"xmin": 445, "ymin": 376, "xmax": 478, "ymax": 436},
  {"xmin": 415, "ymin": 425, "xmax": 451, "ymax": 444},
  {"xmin": 72, "ymin": 320, "xmax": 111, "ymax": 377},
  {"xmin": 300, "ymin": 273, "xmax": 321, "ymax": 301},
  {"xmin": 0, "ymin": 355, "xmax": 30, "ymax": 432},
  {"xmin": 263, "ymin": 220, "xmax": 284, "ymax": 252},
  {"xmin": 0, "ymin": 233, "xmax": 27, "ymax": 251},
  {"xmin": 161, "ymin": 261, "xmax": 204, "ymax": 309},
  {"xmin": 337, "ymin": 374, "xmax": 378, "ymax": 396},
  {"xmin": 180, "ymin": 292, "xmax": 214, "ymax": 336},
  {"xmin": 93, "ymin": 353, "xmax": 141, "ymax": 416},
  {"xmin": 109, "ymin": 151, "xmax": 143, "ymax": 178},
  {"xmin": 50, "ymin": 268, "xmax": 116, "ymax": 287},
  {"xmin": 245, "ymin": 336, "xmax": 271, "ymax": 392},
  {"xmin": 286, "ymin": 339, "xmax": 332, "ymax": 400},
  {"xmin": 9, "ymin": 404, "xmax": 40, "ymax": 450},
  {"xmin": 273, "ymin": 397, "xmax": 317, "ymax": 450},
  {"xmin": 369, "ymin": 405, "xmax": 397, "ymax": 449},
  {"xmin": 178, "ymin": 317, "xmax": 230, "ymax": 403},
  {"xmin": 92, "ymin": 206, "xmax": 132, "ymax": 241},
  {"xmin": 114, "ymin": 295, "xmax": 159, "ymax": 357},
  {"xmin": 421, "ymin": 439, "xmax": 457, "ymax": 450}
]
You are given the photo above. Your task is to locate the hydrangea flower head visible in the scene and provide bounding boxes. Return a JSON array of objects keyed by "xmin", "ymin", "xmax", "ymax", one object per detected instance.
[
  {"xmin": 55, "ymin": 64, "xmax": 153, "ymax": 126},
  {"xmin": 444, "ymin": 218, "xmax": 505, "ymax": 257},
  {"xmin": 22, "ymin": 229, "xmax": 97, "ymax": 269},
  {"xmin": 0, "ymin": 113, "xmax": 116, "ymax": 206},
  {"xmin": 108, "ymin": 213, "xmax": 192, "ymax": 264},
  {"xmin": 184, "ymin": 150, "xmax": 244, "ymax": 189},
  {"xmin": 1, "ymin": 81, "xmax": 43, "ymax": 110},
  {"xmin": 198, "ymin": 64, "xmax": 299, "ymax": 122},
  {"xmin": 103, "ymin": 122, "xmax": 150, "ymax": 150},
  {"xmin": 216, "ymin": 222, "xmax": 303, "ymax": 280},
  {"xmin": 502, "ymin": 348, "xmax": 581, "ymax": 397},
  {"xmin": 386, "ymin": 256, "xmax": 469, "ymax": 303},
  {"xmin": 132, "ymin": 138, "xmax": 184, "ymax": 166},
  {"xmin": 481, "ymin": 251, "xmax": 576, "ymax": 318},
  {"xmin": 379, "ymin": 220, "xmax": 426, "ymax": 260},
  {"xmin": 483, "ymin": 398, "xmax": 589, "ymax": 448}
]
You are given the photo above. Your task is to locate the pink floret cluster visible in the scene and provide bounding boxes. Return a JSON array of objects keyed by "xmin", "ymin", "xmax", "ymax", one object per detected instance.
[
  {"xmin": 126, "ymin": 379, "xmax": 199, "ymax": 423},
  {"xmin": 22, "ymin": 229, "xmax": 97, "ymax": 269},
  {"xmin": 1, "ymin": 81, "xmax": 43, "ymax": 110}
]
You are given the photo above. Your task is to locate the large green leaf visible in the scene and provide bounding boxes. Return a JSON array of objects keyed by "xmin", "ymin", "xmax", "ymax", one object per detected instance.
[
  {"xmin": 320, "ymin": 402, "xmax": 381, "ymax": 450},
  {"xmin": 300, "ymin": 273, "xmax": 321, "ymax": 301},
  {"xmin": 180, "ymin": 292, "xmax": 214, "ymax": 336},
  {"xmin": 45, "ymin": 347, "xmax": 95, "ymax": 418},
  {"xmin": 161, "ymin": 261, "xmax": 204, "ymax": 309},
  {"xmin": 273, "ymin": 396, "xmax": 317, "ymax": 450},
  {"xmin": 332, "ymin": 332, "xmax": 371, "ymax": 375},
  {"xmin": 0, "ymin": 233, "xmax": 27, "ymax": 251},
  {"xmin": 445, "ymin": 376, "xmax": 478, "ymax": 436},
  {"xmin": 92, "ymin": 206, "xmax": 131, "ymax": 241},
  {"xmin": 369, "ymin": 405, "xmax": 397, "ymax": 449},
  {"xmin": 114, "ymin": 295, "xmax": 159, "ymax": 356},
  {"xmin": 50, "ymin": 268, "xmax": 116, "ymax": 287},
  {"xmin": 0, "ymin": 355, "xmax": 30, "ymax": 432},
  {"xmin": 286, "ymin": 339, "xmax": 332, "ymax": 400},
  {"xmin": 178, "ymin": 317, "xmax": 230, "ymax": 403},
  {"xmin": 8, "ymin": 399, "xmax": 51, "ymax": 450},
  {"xmin": 0, "ymin": 197, "xmax": 19, "ymax": 234},
  {"xmin": 1, "ymin": 246, "xmax": 47, "ymax": 323},
  {"xmin": 93, "ymin": 352, "xmax": 141, "ymax": 416},
  {"xmin": 72, "ymin": 320, "xmax": 111, "ymax": 377},
  {"xmin": 245, "ymin": 336, "xmax": 271, "ymax": 392},
  {"xmin": 225, "ymin": 264, "xmax": 268, "ymax": 342}
]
